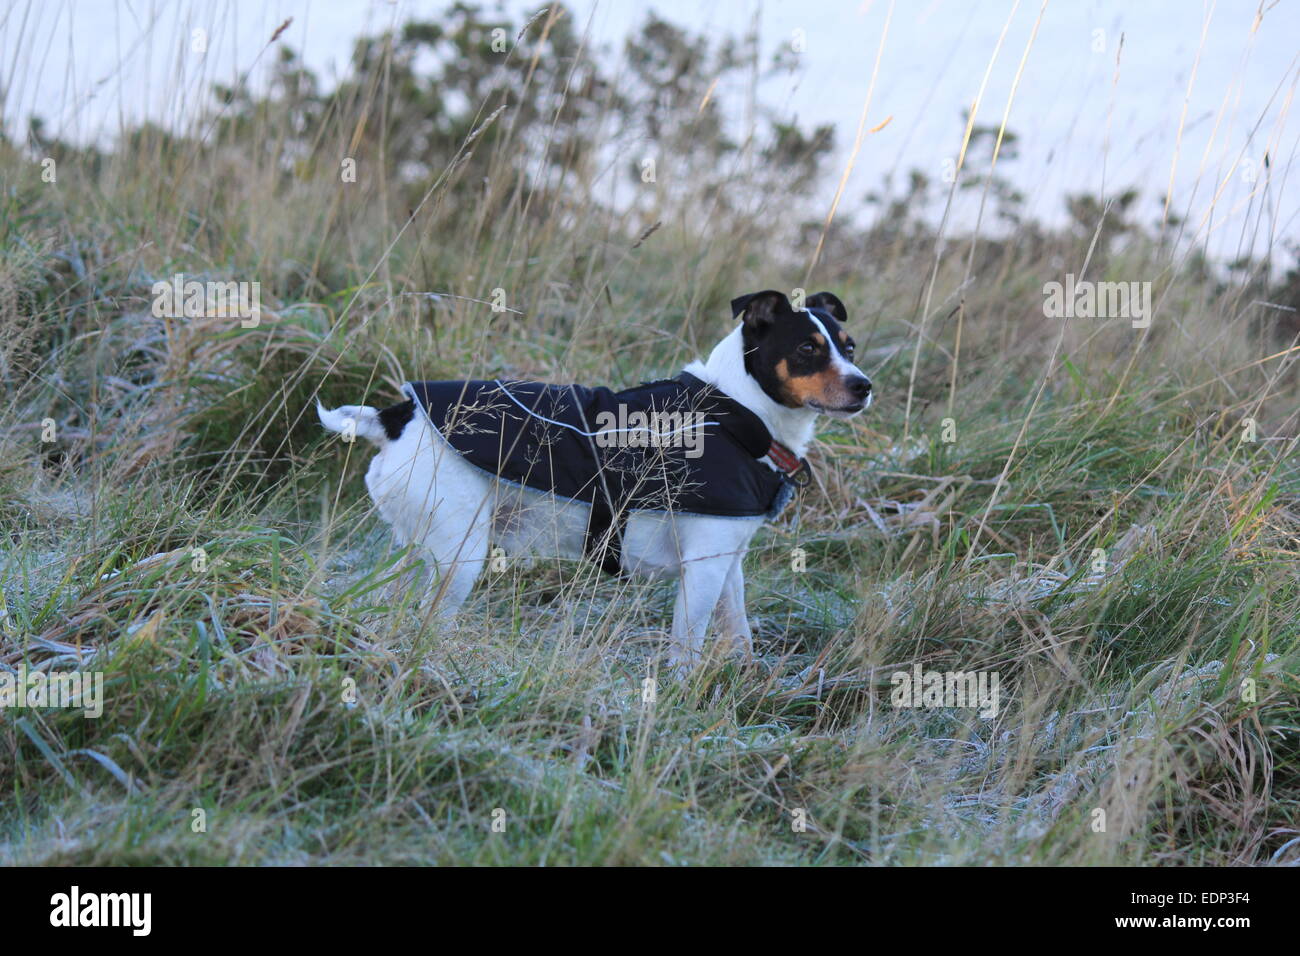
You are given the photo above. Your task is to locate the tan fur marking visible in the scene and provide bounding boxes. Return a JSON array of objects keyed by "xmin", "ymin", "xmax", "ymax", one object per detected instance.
[{"xmin": 776, "ymin": 358, "xmax": 840, "ymax": 406}]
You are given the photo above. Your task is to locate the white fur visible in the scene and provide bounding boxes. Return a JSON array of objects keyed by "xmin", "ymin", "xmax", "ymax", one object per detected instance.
[
  {"xmin": 319, "ymin": 320, "xmax": 862, "ymax": 668},
  {"xmin": 323, "ymin": 406, "xmax": 758, "ymax": 667},
  {"xmin": 315, "ymin": 401, "xmax": 386, "ymax": 445},
  {"xmin": 684, "ymin": 323, "xmax": 820, "ymax": 460}
]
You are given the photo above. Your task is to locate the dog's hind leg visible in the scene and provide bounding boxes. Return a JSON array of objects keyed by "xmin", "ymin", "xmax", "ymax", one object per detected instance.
[
  {"xmin": 391, "ymin": 458, "xmax": 493, "ymax": 620},
  {"xmin": 420, "ymin": 514, "xmax": 489, "ymax": 619},
  {"xmin": 367, "ymin": 417, "xmax": 492, "ymax": 621}
]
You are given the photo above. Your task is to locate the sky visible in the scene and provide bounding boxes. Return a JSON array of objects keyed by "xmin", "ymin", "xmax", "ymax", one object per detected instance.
[{"xmin": 3, "ymin": 0, "xmax": 1298, "ymax": 265}]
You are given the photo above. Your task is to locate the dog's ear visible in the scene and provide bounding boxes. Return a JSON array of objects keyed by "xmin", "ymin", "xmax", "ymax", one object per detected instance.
[
  {"xmin": 805, "ymin": 291, "xmax": 847, "ymax": 324},
  {"xmin": 731, "ymin": 289, "xmax": 794, "ymax": 331}
]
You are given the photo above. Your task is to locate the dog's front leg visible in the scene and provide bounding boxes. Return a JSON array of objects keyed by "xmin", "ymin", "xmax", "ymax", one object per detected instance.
[
  {"xmin": 712, "ymin": 554, "xmax": 754, "ymax": 659},
  {"xmin": 668, "ymin": 554, "xmax": 732, "ymax": 670}
]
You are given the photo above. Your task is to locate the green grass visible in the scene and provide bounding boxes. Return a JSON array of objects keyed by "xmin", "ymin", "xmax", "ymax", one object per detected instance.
[{"xmin": 1, "ymin": 2, "xmax": 1298, "ymax": 865}]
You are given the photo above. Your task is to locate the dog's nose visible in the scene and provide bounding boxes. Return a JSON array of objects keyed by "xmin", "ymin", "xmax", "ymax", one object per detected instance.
[{"xmin": 849, "ymin": 376, "xmax": 872, "ymax": 401}]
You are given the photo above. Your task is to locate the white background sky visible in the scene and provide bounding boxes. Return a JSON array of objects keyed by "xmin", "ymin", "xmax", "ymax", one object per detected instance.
[{"xmin": 4, "ymin": 1, "xmax": 1298, "ymax": 265}]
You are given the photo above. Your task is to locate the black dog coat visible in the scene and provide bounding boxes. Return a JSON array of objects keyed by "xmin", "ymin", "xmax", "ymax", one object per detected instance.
[{"xmin": 403, "ymin": 373, "xmax": 804, "ymax": 573}]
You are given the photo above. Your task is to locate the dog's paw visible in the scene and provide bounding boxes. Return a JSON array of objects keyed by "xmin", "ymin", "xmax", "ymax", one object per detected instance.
[{"xmin": 663, "ymin": 644, "xmax": 703, "ymax": 679}]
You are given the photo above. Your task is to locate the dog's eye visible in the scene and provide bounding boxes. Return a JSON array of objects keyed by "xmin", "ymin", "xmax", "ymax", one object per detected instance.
[
  {"xmin": 843, "ymin": 342, "xmax": 855, "ymax": 358},
  {"xmin": 799, "ymin": 341, "xmax": 818, "ymax": 355}
]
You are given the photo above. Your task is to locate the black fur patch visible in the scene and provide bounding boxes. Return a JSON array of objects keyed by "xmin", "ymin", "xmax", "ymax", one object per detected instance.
[
  {"xmin": 732, "ymin": 290, "xmax": 856, "ymax": 408},
  {"xmin": 378, "ymin": 399, "xmax": 415, "ymax": 441}
]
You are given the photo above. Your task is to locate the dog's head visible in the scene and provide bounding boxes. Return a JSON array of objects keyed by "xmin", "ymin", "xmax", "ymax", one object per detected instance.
[{"xmin": 731, "ymin": 289, "xmax": 872, "ymax": 417}]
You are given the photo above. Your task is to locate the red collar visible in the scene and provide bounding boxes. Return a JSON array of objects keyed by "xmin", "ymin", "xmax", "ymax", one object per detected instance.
[{"xmin": 766, "ymin": 440, "xmax": 807, "ymax": 481}]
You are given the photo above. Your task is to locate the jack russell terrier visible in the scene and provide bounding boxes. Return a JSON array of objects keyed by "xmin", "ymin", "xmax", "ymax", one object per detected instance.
[{"xmin": 317, "ymin": 289, "xmax": 871, "ymax": 667}]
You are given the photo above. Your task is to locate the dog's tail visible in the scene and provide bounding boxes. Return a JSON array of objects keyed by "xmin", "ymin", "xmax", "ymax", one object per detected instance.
[{"xmin": 317, "ymin": 400, "xmax": 388, "ymax": 446}]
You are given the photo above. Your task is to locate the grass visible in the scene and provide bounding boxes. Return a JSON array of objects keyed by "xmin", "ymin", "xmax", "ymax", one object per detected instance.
[{"xmin": 0, "ymin": 2, "xmax": 1298, "ymax": 865}]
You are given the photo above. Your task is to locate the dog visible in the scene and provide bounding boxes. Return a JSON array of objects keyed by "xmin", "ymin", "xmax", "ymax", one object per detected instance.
[{"xmin": 317, "ymin": 289, "xmax": 871, "ymax": 667}]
